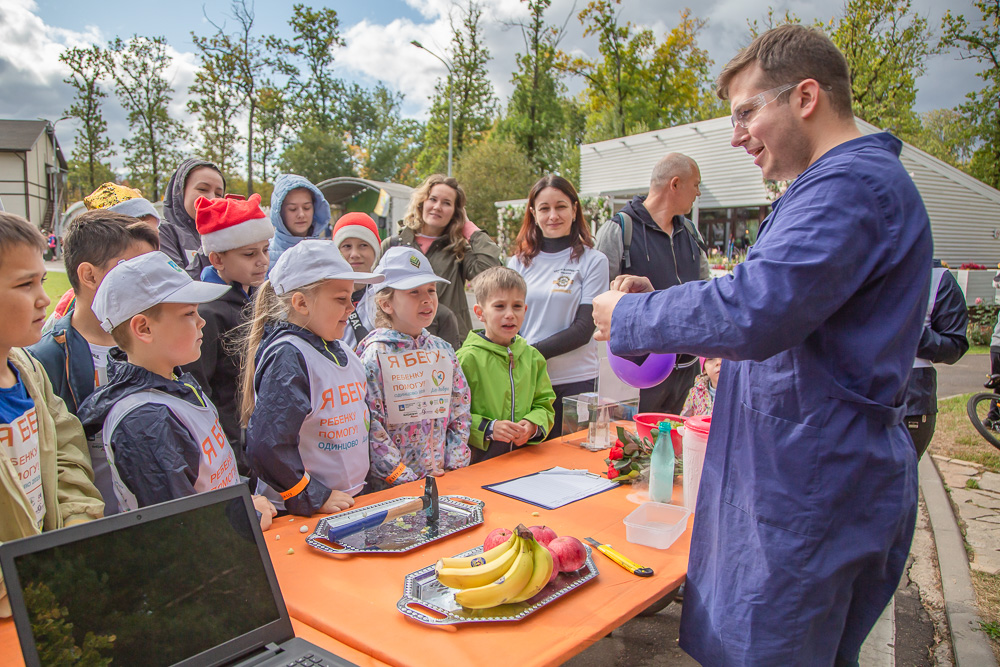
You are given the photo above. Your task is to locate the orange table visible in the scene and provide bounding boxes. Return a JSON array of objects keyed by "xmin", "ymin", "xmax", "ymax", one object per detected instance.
[
  {"xmin": 0, "ymin": 615, "xmax": 384, "ymax": 667},
  {"xmin": 266, "ymin": 437, "xmax": 691, "ymax": 667}
]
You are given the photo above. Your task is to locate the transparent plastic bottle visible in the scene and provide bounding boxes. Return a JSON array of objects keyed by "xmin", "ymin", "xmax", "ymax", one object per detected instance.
[{"xmin": 648, "ymin": 422, "xmax": 675, "ymax": 504}]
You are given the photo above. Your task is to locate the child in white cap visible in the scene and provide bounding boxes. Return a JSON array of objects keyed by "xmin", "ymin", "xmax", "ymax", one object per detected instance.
[
  {"xmin": 240, "ymin": 240, "xmax": 384, "ymax": 516},
  {"xmin": 77, "ymin": 252, "xmax": 276, "ymax": 529},
  {"xmin": 355, "ymin": 247, "xmax": 471, "ymax": 491}
]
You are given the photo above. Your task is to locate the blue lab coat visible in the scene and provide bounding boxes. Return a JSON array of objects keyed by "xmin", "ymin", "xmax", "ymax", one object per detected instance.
[{"xmin": 609, "ymin": 133, "xmax": 931, "ymax": 665}]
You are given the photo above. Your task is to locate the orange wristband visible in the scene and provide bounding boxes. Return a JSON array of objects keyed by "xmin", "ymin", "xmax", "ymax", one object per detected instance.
[
  {"xmin": 279, "ymin": 473, "xmax": 311, "ymax": 500},
  {"xmin": 385, "ymin": 464, "xmax": 407, "ymax": 485}
]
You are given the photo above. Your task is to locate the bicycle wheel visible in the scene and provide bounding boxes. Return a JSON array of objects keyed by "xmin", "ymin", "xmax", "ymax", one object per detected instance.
[{"xmin": 966, "ymin": 392, "xmax": 1000, "ymax": 451}]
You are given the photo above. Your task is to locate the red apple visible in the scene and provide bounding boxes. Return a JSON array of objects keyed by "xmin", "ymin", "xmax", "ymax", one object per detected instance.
[
  {"xmin": 549, "ymin": 536, "xmax": 587, "ymax": 572},
  {"xmin": 483, "ymin": 527, "xmax": 513, "ymax": 551},
  {"xmin": 527, "ymin": 525, "xmax": 558, "ymax": 547},
  {"xmin": 546, "ymin": 546, "xmax": 562, "ymax": 583}
]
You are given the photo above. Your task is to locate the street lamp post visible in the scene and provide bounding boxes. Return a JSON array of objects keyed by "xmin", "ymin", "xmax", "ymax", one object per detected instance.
[{"xmin": 411, "ymin": 40, "xmax": 453, "ymax": 177}]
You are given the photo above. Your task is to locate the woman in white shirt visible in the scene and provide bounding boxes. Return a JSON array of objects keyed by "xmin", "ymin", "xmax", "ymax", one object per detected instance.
[{"xmin": 508, "ymin": 175, "xmax": 609, "ymax": 438}]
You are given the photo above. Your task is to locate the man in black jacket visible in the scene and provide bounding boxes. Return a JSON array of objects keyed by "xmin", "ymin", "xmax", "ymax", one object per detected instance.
[
  {"xmin": 595, "ymin": 153, "xmax": 710, "ymax": 413},
  {"xmin": 904, "ymin": 260, "xmax": 969, "ymax": 457}
]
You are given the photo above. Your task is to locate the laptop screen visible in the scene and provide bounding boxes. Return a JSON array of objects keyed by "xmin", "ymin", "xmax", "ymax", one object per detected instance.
[{"xmin": 9, "ymin": 493, "xmax": 282, "ymax": 666}]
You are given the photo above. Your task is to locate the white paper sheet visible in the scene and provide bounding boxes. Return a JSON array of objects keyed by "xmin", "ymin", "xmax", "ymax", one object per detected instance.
[{"xmin": 485, "ymin": 466, "xmax": 619, "ymax": 510}]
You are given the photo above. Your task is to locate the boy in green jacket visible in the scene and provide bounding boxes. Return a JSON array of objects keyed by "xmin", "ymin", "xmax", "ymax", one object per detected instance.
[
  {"xmin": 458, "ymin": 267, "xmax": 555, "ymax": 463},
  {"xmin": 0, "ymin": 213, "xmax": 103, "ymax": 617}
]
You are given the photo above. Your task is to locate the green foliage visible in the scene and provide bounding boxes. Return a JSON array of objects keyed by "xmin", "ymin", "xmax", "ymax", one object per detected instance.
[
  {"xmin": 253, "ymin": 85, "xmax": 285, "ymax": 185},
  {"xmin": 967, "ymin": 477, "xmax": 982, "ymax": 489},
  {"xmin": 59, "ymin": 45, "xmax": 114, "ymax": 197},
  {"xmin": 25, "ymin": 582, "xmax": 115, "ymax": 666},
  {"xmin": 416, "ymin": 1, "xmax": 498, "ymax": 176},
  {"xmin": 496, "ymin": 0, "xmax": 568, "ymax": 173},
  {"xmin": 65, "ymin": 159, "xmax": 117, "ymax": 204},
  {"xmin": 187, "ymin": 48, "xmax": 243, "ymax": 176},
  {"xmin": 967, "ymin": 303, "xmax": 998, "ymax": 346},
  {"xmin": 831, "ymin": 0, "xmax": 939, "ymax": 137},
  {"xmin": 942, "ymin": 0, "xmax": 1000, "ymax": 190},
  {"xmin": 278, "ymin": 122, "xmax": 354, "ymax": 184},
  {"xmin": 106, "ymin": 35, "xmax": 188, "ymax": 201},
  {"xmin": 195, "ymin": 0, "xmax": 269, "ymax": 194},
  {"xmin": 454, "ymin": 137, "xmax": 536, "ymax": 238},
  {"xmin": 558, "ymin": 2, "xmax": 715, "ymax": 142},
  {"xmin": 341, "ymin": 83, "xmax": 425, "ymax": 184},
  {"xmin": 908, "ymin": 109, "xmax": 975, "ymax": 170},
  {"xmin": 981, "ymin": 620, "xmax": 1000, "ymax": 641},
  {"xmin": 268, "ymin": 4, "xmax": 345, "ymax": 133}
]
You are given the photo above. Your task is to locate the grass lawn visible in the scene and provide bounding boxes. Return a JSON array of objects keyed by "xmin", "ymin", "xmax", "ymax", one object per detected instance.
[
  {"xmin": 929, "ymin": 393, "xmax": 1000, "ymax": 472},
  {"xmin": 43, "ymin": 271, "xmax": 71, "ymax": 317},
  {"xmin": 969, "ymin": 345, "xmax": 990, "ymax": 356}
]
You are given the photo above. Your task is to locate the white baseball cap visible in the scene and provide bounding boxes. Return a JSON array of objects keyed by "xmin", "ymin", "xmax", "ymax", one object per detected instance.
[
  {"xmin": 92, "ymin": 251, "xmax": 231, "ymax": 333},
  {"xmin": 374, "ymin": 247, "xmax": 450, "ymax": 292},
  {"xmin": 270, "ymin": 239, "xmax": 383, "ymax": 296}
]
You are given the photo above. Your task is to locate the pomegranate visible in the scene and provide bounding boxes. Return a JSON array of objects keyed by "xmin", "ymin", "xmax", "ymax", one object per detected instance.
[
  {"xmin": 527, "ymin": 525, "xmax": 558, "ymax": 547},
  {"xmin": 548, "ymin": 536, "xmax": 587, "ymax": 572},
  {"xmin": 483, "ymin": 527, "xmax": 513, "ymax": 551}
]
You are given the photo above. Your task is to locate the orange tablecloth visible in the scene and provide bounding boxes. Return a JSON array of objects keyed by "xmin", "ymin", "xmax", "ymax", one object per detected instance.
[
  {"xmin": 0, "ymin": 614, "xmax": 384, "ymax": 666},
  {"xmin": 266, "ymin": 437, "xmax": 691, "ymax": 667}
]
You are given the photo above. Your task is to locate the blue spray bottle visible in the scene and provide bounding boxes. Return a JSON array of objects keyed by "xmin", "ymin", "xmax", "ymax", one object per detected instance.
[{"xmin": 648, "ymin": 421, "xmax": 675, "ymax": 504}]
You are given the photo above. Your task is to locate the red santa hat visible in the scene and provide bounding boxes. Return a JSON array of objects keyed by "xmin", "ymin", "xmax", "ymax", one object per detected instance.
[
  {"xmin": 195, "ymin": 193, "xmax": 274, "ymax": 254},
  {"xmin": 333, "ymin": 212, "xmax": 382, "ymax": 263}
]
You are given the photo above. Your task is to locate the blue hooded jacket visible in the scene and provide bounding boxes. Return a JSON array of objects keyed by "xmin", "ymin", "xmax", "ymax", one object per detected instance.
[{"xmin": 268, "ymin": 174, "xmax": 331, "ymax": 269}]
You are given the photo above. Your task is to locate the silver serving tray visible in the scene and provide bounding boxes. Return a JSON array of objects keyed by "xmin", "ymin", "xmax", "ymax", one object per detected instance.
[
  {"xmin": 305, "ymin": 495, "xmax": 484, "ymax": 554},
  {"xmin": 396, "ymin": 544, "xmax": 599, "ymax": 625}
]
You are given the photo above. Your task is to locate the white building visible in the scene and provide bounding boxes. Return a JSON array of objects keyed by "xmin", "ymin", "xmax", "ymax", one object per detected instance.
[
  {"xmin": 579, "ymin": 116, "xmax": 1000, "ymax": 269},
  {"xmin": 0, "ymin": 119, "xmax": 67, "ymax": 229}
]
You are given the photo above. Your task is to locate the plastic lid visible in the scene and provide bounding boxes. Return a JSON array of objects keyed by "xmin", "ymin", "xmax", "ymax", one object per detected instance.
[{"xmin": 684, "ymin": 415, "xmax": 711, "ymax": 436}]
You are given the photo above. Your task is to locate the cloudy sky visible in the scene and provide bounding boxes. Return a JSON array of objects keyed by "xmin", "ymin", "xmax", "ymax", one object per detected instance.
[{"xmin": 0, "ymin": 0, "xmax": 986, "ymax": 169}]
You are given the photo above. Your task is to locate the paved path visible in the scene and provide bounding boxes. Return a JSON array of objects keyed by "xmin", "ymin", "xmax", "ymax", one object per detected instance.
[{"xmin": 938, "ymin": 352, "xmax": 991, "ymax": 399}]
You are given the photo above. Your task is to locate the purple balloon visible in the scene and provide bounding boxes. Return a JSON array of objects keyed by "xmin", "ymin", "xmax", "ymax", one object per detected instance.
[{"xmin": 607, "ymin": 349, "xmax": 676, "ymax": 388}]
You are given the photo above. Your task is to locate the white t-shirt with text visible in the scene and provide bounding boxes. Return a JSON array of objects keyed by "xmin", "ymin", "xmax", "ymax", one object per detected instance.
[{"xmin": 508, "ymin": 246, "xmax": 609, "ymax": 385}]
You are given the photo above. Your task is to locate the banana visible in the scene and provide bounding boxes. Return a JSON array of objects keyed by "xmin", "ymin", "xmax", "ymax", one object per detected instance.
[
  {"xmin": 435, "ymin": 535, "xmax": 522, "ymax": 589},
  {"xmin": 436, "ymin": 533, "xmax": 518, "ymax": 570},
  {"xmin": 454, "ymin": 527, "xmax": 535, "ymax": 609},
  {"xmin": 507, "ymin": 533, "xmax": 554, "ymax": 603}
]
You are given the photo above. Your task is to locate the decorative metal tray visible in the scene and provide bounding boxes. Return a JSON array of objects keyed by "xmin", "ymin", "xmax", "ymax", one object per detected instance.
[
  {"xmin": 306, "ymin": 495, "xmax": 484, "ymax": 554},
  {"xmin": 396, "ymin": 545, "xmax": 599, "ymax": 625}
]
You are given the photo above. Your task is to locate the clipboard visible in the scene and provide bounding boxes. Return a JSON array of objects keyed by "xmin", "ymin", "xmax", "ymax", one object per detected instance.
[{"xmin": 482, "ymin": 466, "xmax": 619, "ymax": 510}]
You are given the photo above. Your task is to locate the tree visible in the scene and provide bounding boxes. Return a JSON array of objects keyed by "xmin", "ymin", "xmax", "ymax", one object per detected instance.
[
  {"xmin": 59, "ymin": 45, "xmax": 115, "ymax": 196},
  {"xmin": 187, "ymin": 50, "xmax": 242, "ymax": 176},
  {"xmin": 341, "ymin": 83, "xmax": 424, "ymax": 183},
  {"xmin": 253, "ymin": 84, "xmax": 285, "ymax": 185},
  {"xmin": 66, "ymin": 159, "xmax": 117, "ymax": 202},
  {"xmin": 558, "ymin": 2, "xmax": 715, "ymax": 142},
  {"xmin": 942, "ymin": 0, "xmax": 1000, "ymax": 189},
  {"xmin": 908, "ymin": 109, "xmax": 975, "ymax": 170},
  {"xmin": 454, "ymin": 137, "xmax": 536, "ymax": 237},
  {"xmin": 416, "ymin": 1, "xmax": 498, "ymax": 175},
  {"xmin": 497, "ymin": 0, "xmax": 569, "ymax": 173},
  {"xmin": 194, "ymin": 0, "xmax": 269, "ymax": 194},
  {"xmin": 831, "ymin": 0, "xmax": 939, "ymax": 137},
  {"xmin": 106, "ymin": 35, "xmax": 188, "ymax": 201},
  {"xmin": 268, "ymin": 4, "xmax": 344, "ymax": 132},
  {"xmin": 278, "ymin": 123, "xmax": 354, "ymax": 184},
  {"xmin": 750, "ymin": 2, "xmax": 938, "ymax": 138}
]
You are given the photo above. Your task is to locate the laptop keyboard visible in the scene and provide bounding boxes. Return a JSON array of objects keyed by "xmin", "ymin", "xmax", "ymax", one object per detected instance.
[{"xmin": 285, "ymin": 653, "xmax": 333, "ymax": 666}]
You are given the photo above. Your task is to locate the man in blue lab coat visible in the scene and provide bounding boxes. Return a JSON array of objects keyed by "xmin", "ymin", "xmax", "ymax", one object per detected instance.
[{"xmin": 593, "ymin": 25, "xmax": 932, "ymax": 666}]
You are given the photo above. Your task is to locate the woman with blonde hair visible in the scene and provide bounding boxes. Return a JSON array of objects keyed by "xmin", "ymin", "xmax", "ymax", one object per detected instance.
[{"xmin": 383, "ymin": 174, "xmax": 501, "ymax": 340}]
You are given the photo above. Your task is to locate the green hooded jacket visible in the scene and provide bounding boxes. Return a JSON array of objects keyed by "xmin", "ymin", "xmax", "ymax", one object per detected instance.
[{"xmin": 456, "ymin": 331, "xmax": 555, "ymax": 452}]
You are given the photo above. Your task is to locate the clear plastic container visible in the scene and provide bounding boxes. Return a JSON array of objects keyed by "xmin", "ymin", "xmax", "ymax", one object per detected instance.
[{"xmin": 623, "ymin": 501, "xmax": 691, "ymax": 550}]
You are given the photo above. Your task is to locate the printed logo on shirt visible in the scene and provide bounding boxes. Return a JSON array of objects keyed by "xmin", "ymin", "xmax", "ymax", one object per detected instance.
[
  {"xmin": 319, "ymin": 380, "xmax": 367, "ymax": 410},
  {"xmin": 550, "ymin": 269, "xmax": 577, "ymax": 294},
  {"xmin": 2, "ymin": 407, "xmax": 45, "ymax": 526}
]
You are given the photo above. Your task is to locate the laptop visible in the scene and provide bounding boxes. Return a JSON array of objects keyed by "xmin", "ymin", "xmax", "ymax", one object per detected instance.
[{"xmin": 0, "ymin": 485, "xmax": 358, "ymax": 667}]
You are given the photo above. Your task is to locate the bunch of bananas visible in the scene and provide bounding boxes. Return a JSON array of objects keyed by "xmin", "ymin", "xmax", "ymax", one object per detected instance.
[{"xmin": 435, "ymin": 525, "xmax": 554, "ymax": 609}]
